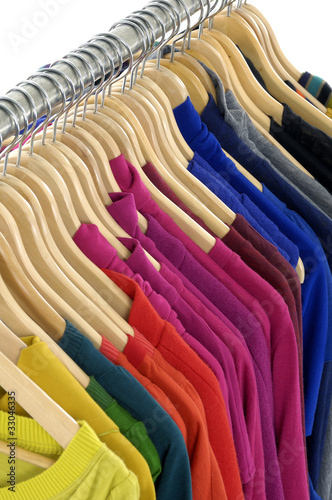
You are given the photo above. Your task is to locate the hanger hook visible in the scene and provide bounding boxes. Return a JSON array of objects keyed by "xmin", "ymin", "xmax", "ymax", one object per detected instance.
[
  {"xmin": 0, "ymin": 101, "xmax": 20, "ymax": 176},
  {"xmin": 101, "ymin": 31, "xmax": 132, "ymax": 96},
  {"xmin": 169, "ymin": 0, "xmax": 192, "ymax": 60},
  {"xmin": 123, "ymin": 13, "xmax": 155, "ymax": 88},
  {"xmin": 109, "ymin": 20, "xmax": 148, "ymax": 93},
  {"xmin": 86, "ymin": 34, "xmax": 121, "ymax": 107},
  {"xmin": 52, "ymin": 57, "xmax": 84, "ymax": 132},
  {"xmin": 127, "ymin": 10, "xmax": 161, "ymax": 81},
  {"xmin": 40, "ymin": 66, "xmax": 76, "ymax": 141},
  {"xmin": 4, "ymin": 85, "xmax": 38, "ymax": 166},
  {"xmin": 22, "ymin": 78, "xmax": 51, "ymax": 155},
  {"xmin": 71, "ymin": 45, "xmax": 106, "ymax": 119},
  {"xmin": 31, "ymin": 68, "xmax": 68, "ymax": 145},
  {"xmin": 79, "ymin": 41, "xmax": 113, "ymax": 113},
  {"xmin": 144, "ymin": 1, "xmax": 180, "ymax": 70}
]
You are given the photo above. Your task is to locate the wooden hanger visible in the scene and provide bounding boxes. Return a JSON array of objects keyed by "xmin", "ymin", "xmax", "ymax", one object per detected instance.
[
  {"xmin": 0, "ymin": 352, "xmax": 80, "ymax": 449},
  {"xmin": 162, "ymin": 51, "xmax": 218, "ymax": 102},
  {"xmin": 201, "ymin": 26, "xmax": 284, "ymax": 124},
  {"xmin": 112, "ymin": 82, "xmax": 237, "ymax": 229},
  {"xmin": 102, "ymin": 94, "xmax": 233, "ymax": 241},
  {"xmin": 0, "ymin": 199, "xmax": 106, "ymax": 350},
  {"xmin": 21, "ymin": 142, "xmax": 132, "ymax": 261},
  {"xmin": 122, "ymin": 75, "xmax": 194, "ymax": 161},
  {"xmin": 102, "ymin": 94, "xmax": 217, "ymax": 252},
  {"xmin": 0, "ymin": 250, "xmax": 90, "ymax": 386},
  {"xmin": 190, "ymin": 29, "xmax": 314, "ymax": 176},
  {"xmin": 142, "ymin": 61, "xmax": 189, "ymax": 109},
  {"xmin": 212, "ymin": 14, "xmax": 332, "ymax": 137},
  {"xmin": 157, "ymin": 58, "xmax": 209, "ymax": 115},
  {"xmin": 113, "ymin": 82, "xmax": 188, "ymax": 167},
  {"xmin": 0, "ymin": 167, "xmax": 134, "ymax": 330},
  {"xmin": 187, "ymin": 32, "xmax": 272, "ymax": 130},
  {"xmin": 234, "ymin": 9, "xmax": 326, "ymax": 112},
  {"xmin": 243, "ymin": 3, "xmax": 302, "ymax": 82},
  {"xmin": 0, "ymin": 184, "xmax": 131, "ymax": 351},
  {"xmin": 0, "ymin": 440, "xmax": 55, "ymax": 469},
  {"xmin": 4, "ymin": 161, "xmax": 133, "ymax": 321}
]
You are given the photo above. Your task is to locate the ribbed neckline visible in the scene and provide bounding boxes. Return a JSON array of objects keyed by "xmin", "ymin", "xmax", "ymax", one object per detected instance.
[{"xmin": 0, "ymin": 417, "xmax": 104, "ymax": 500}]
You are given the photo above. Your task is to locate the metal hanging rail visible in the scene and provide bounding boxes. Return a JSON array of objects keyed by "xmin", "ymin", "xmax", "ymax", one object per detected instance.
[{"xmin": 0, "ymin": 0, "xmax": 211, "ymax": 143}]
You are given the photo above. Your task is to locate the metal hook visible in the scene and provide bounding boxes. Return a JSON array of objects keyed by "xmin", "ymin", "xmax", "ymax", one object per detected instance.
[
  {"xmin": 32, "ymin": 68, "xmax": 67, "ymax": 145},
  {"xmin": 169, "ymin": 0, "xmax": 192, "ymax": 60},
  {"xmin": 52, "ymin": 57, "xmax": 84, "ymax": 132},
  {"xmin": 63, "ymin": 52, "xmax": 95, "ymax": 126},
  {"xmin": 6, "ymin": 85, "xmax": 38, "ymax": 166},
  {"xmin": 86, "ymin": 34, "xmax": 120, "ymax": 106},
  {"xmin": 146, "ymin": 1, "xmax": 181, "ymax": 68},
  {"xmin": 72, "ymin": 45, "xmax": 106, "ymax": 119},
  {"xmin": 124, "ymin": 13, "xmax": 155, "ymax": 87},
  {"xmin": 24, "ymin": 78, "xmax": 51, "ymax": 155},
  {"xmin": 41, "ymin": 66, "xmax": 76, "ymax": 141},
  {"xmin": 101, "ymin": 32, "xmax": 131, "ymax": 96},
  {"xmin": 110, "ymin": 20, "xmax": 148, "ymax": 92},
  {"xmin": 0, "ymin": 101, "xmax": 20, "ymax": 176}
]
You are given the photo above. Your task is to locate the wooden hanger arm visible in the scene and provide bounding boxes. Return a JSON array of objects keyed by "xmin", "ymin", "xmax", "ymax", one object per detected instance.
[
  {"xmin": 0, "ymin": 352, "xmax": 80, "ymax": 449},
  {"xmin": 0, "ymin": 440, "xmax": 55, "ymax": 469}
]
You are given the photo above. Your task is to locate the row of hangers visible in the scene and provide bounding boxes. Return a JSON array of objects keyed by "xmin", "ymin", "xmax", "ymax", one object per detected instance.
[{"xmin": 0, "ymin": 0, "xmax": 324, "ymax": 470}]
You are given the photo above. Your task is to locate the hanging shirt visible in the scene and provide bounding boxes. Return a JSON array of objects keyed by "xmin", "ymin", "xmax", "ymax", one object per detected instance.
[
  {"xmin": 0, "ymin": 336, "xmax": 153, "ymax": 500},
  {"xmin": 173, "ymin": 92, "xmax": 332, "ymax": 275},
  {"xmin": 96, "ymin": 269, "xmax": 244, "ymax": 500},
  {"xmin": 199, "ymin": 61, "xmax": 332, "ymax": 220},
  {"xmin": 58, "ymin": 321, "xmax": 193, "ymax": 500},
  {"xmin": 86, "ymin": 376, "xmax": 161, "ymax": 482},
  {"xmin": 235, "ymin": 55, "xmax": 332, "ymax": 192},
  {"xmin": 172, "ymin": 94, "xmax": 329, "ymax": 435},
  {"xmin": 187, "ymin": 156, "xmax": 298, "ymax": 266},
  {"xmin": 109, "ymin": 158, "xmax": 293, "ymax": 500},
  {"xmin": 0, "ymin": 414, "xmax": 140, "ymax": 500},
  {"xmin": 100, "ymin": 322, "xmax": 227, "ymax": 500},
  {"xmin": 298, "ymin": 72, "xmax": 332, "ymax": 109},
  {"xmin": 74, "ymin": 213, "xmax": 263, "ymax": 495},
  {"xmin": 141, "ymin": 163, "xmax": 306, "ymax": 444}
]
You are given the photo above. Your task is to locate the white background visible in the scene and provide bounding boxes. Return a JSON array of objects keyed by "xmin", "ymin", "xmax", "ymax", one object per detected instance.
[{"xmin": 0, "ymin": 0, "xmax": 331, "ymax": 96}]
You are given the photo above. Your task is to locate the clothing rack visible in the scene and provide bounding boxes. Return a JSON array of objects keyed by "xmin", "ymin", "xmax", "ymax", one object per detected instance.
[{"xmin": 0, "ymin": 0, "xmax": 215, "ymax": 145}]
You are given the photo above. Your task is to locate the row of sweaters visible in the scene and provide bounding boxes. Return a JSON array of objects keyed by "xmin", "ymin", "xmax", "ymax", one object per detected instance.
[{"xmin": 0, "ymin": 56, "xmax": 331, "ymax": 500}]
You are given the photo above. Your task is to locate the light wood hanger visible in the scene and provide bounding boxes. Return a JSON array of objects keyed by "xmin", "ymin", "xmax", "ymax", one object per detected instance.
[
  {"xmin": 201, "ymin": 26, "xmax": 284, "ymax": 124},
  {"xmin": 21, "ymin": 142, "xmax": 132, "ymax": 261},
  {"xmin": 243, "ymin": 3, "xmax": 302, "ymax": 82},
  {"xmin": 3, "ymin": 159, "xmax": 133, "ymax": 321},
  {"xmin": 102, "ymin": 94, "xmax": 218, "ymax": 252},
  {"xmin": 134, "ymin": 75, "xmax": 194, "ymax": 160},
  {"xmin": 0, "ymin": 258, "xmax": 89, "ymax": 387},
  {"xmin": 186, "ymin": 32, "xmax": 271, "ymax": 130},
  {"xmin": 143, "ymin": 62, "xmax": 189, "ymax": 109},
  {"xmin": 0, "ymin": 352, "xmax": 80, "ymax": 449},
  {"xmin": 0, "ymin": 200, "xmax": 103, "ymax": 350},
  {"xmin": 34, "ymin": 134, "xmax": 159, "ymax": 271},
  {"xmin": 0, "ymin": 440, "xmax": 55, "ymax": 469},
  {"xmin": 212, "ymin": 13, "xmax": 332, "ymax": 137},
  {"xmin": 233, "ymin": 9, "xmax": 326, "ymax": 112},
  {"xmin": 163, "ymin": 51, "xmax": 218, "ymax": 101},
  {"xmin": 157, "ymin": 59, "xmax": 209, "ymax": 115},
  {"xmin": 0, "ymin": 168, "xmax": 134, "ymax": 332},
  {"xmin": 105, "ymin": 91, "xmax": 233, "ymax": 239},
  {"xmin": 113, "ymin": 82, "xmax": 188, "ymax": 167},
  {"xmin": 113, "ymin": 81, "xmax": 237, "ymax": 228},
  {"xmin": 0, "ymin": 184, "xmax": 131, "ymax": 351},
  {"xmin": 197, "ymin": 28, "xmax": 317, "ymax": 176}
]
